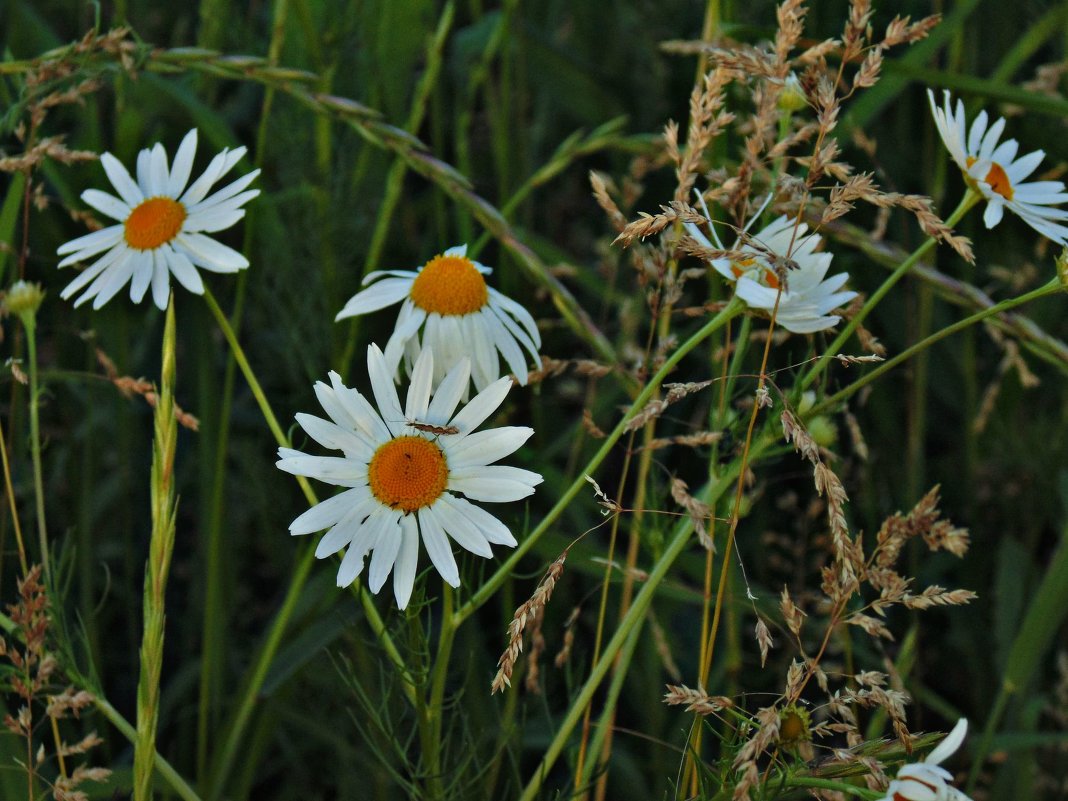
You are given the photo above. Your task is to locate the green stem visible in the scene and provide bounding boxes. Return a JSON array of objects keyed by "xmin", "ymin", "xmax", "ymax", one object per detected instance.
[
  {"xmin": 201, "ymin": 288, "xmax": 415, "ymax": 799},
  {"xmin": 781, "ymin": 777, "xmax": 880, "ymax": 799},
  {"xmin": 424, "ymin": 585, "xmax": 456, "ymax": 800},
  {"xmin": 100, "ymin": 695, "xmax": 204, "ymax": 801},
  {"xmin": 24, "ymin": 317, "xmax": 49, "ymax": 582},
  {"xmin": 800, "ymin": 191, "xmax": 978, "ymax": 393},
  {"xmin": 812, "ymin": 278, "xmax": 1062, "ymax": 416},
  {"xmin": 455, "ymin": 296, "xmax": 745, "ymax": 625},
  {"xmin": 198, "ymin": 3, "xmax": 288, "ymax": 783},
  {"xmin": 135, "ymin": 298, "xmax": 179, "ymax": 801},
  {"xmin": 517, "ymin": 463, "xmax": 749, "ymax": 801}
]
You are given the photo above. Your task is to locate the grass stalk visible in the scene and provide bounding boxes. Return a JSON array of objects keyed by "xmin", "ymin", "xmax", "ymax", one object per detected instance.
[
  {"xmin": 134, "ymin": 297, "xmax": 179, "ymax": 801},
  {"xmin": 23, "ymin": 314, "xmax": 49, "ymax": 583},
  {"xmin": 0, "ymin": 412, "xmax": 28, "ymax": 575},
  {"xmin": 801, "ymin": 190, "xmax": 978, "ymax": 393}
]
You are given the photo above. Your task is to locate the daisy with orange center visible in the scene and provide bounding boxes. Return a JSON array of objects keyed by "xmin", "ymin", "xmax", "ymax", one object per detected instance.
[
  {"xmin": 56, "ymin": 129, "xmax": 260, "ymax": 310},
  {"xmin": 684, "ymin": 196, "xmax": 857, "ymax": 334},
  {"xmin": 335, "ymin": 245, "xmax": 541, "ymax": 394},
  {"xmin": 875, "ymin": 719, "xmax": 973, "ymax": 801},
  {"xmin": 276, "ymin": 344, "xmax": 542, "ymax": 609},
  {"xmin": 928, "ymin": 90, "xmax": 1068, "ymax": 244}
]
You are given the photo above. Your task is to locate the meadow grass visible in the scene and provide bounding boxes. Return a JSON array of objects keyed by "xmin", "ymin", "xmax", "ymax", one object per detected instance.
[{"xmin": 1, "ymin": 1, "xmax": 1067, "ymax": 799}]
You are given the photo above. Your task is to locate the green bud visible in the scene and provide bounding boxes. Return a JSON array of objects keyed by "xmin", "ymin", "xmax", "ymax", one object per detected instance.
[
  {"xmin": 4, "ymin": 281, "xmax": 45, "ymax": 323},
  {"xmin": 1057, "ymin": 248, "xmax": 1068, "ymax": 293},
  {"xmin": 778, "ymin": 73, "xmax": 807, "ymax": 113}
]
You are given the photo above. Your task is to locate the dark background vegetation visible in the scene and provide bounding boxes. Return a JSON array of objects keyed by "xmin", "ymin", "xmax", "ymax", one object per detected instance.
[{"xmin": 1, "ymin": 0, "xmax": 1067, "ymax": 798}]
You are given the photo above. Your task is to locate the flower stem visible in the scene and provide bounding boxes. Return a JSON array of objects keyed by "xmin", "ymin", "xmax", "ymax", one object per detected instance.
[
  {"xmin": 23, "ymin": 316, "xmax": 49, "ymax": 583},
  {"xmin": 800, "ymin": 190, "xmax": 979, "ymax": 393},
  {"xmin": 134, "ymin": 296, "xmax": 179, "ymax": 801},
  {"xmin": 455, "ymin": 296, "xmax": 745, "ymax": 625},
  {"xmin": 424, "ymin": 585, "xmax": 456, "ymax": 800},
  {"xmin": 201, "ymin": 288, "xmax": 416, "ymax": 799},
  {"xmin": 811, "ymin": 277, "xmax": 1062, "ymax": 417}
]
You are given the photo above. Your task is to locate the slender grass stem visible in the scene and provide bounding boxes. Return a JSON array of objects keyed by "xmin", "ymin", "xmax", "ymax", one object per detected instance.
[
  {"xmin": 425, "ymin": 585, "xmax": 456, "ymax": 801},
  {"xmin": 24, "ymin": 316, "xmax": 49, "ymax": 582},
  {"xmin": 0, "ymin": 413, "xmax": 28, "ymax": 575},
  {"xmin": 811, "ymin": 278, "xmax": 1063, "ymax": 417},
  {"xmin": 134, "ymin": 298, "xmax": 179, "ymax": 801},
  {"xmin": 455, "ymin": 297, "xmax": 745, "ymax": 625},
  {"xmin": 800, "ymin": 191, "xmax": 979, "ymax": 393},
  {"xmin": 201, "ymin": 288, "xmax": 416, "ymax": 799}
]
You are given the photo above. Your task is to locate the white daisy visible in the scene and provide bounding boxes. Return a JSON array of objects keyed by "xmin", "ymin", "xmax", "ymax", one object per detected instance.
[
  {"xmin": 928, "ymin": 90, "xmax": 1068, "ymax": 244},
  {"xmin": 335, "ymin": 244, "xmax": 541, "ymax": 393},
  {"xmin": 56, "ymin": 129, "xmax": 260, "ymax": 310},
  {"xmin": 876, "ymin": 719, "xmax": 972, "ymax": 801},
  {"xmin": 684, "ymin": 201, "xmax": 856, "ymax": 334},
  {"xmin": 276, "ymin": 344, "xmax": 542, "ymax": 609}
]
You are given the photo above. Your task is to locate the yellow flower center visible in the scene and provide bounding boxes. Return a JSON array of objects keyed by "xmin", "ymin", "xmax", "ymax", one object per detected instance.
[
  {"xmin": 368, "ymin": 436, "xmax": 448, "ymax": 513},
  {"xmin": 965, "ymin": 156, "xmax": 1014, "ymax": 201},
  {"xmin": 124, "ymin": 197, "xmax": 186, "ymax": 250},
  {"xmin": 409, "ymin": 254, "xmax": 488, "ymax": 316}
]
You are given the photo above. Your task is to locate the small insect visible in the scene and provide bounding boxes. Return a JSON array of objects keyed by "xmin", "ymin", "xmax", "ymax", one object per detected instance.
[{"xmin": 405, "ymin": 419, "xmax": 460, "ymax": 436}]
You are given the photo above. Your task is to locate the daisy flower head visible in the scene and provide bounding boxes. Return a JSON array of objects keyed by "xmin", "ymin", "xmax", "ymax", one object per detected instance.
[
  {"xmin": 684, "ymin": 199, "xmax": 856, "ymax": 334},
  {"xmin": 877, "ymin": 719, "xmax": 972, "ymax": 801},
  {"xmin": 928, "ymin": 90, "xmax": 1068, "ymax": 244},
  {"xmin": 277, "ymin": 344, "xmax": 542, "ymax": 609},
  {"xmin": 335, "ymin": 244, "xmax": 542, "ymax": 394},
  {"xmin": 56, "ymin": 129, "xmax": 260, "ymax": 310}
]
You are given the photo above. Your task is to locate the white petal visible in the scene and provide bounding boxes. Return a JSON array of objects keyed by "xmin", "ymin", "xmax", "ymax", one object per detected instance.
[
  {"xmin": 81, "ymin": 189, "xmax": 131, "ymax": 222},
  {"xmin": 100, "ymin": 152, "xmax": 144, "ymax": 206},
  {"xmin": 163, "ymin": 245, "xmax": 205, "ymax": 295},
  {"xmin": 129, "ymin": 251, "xmax": 154, "ymax": 303},
  {"xmin": 337, "ymin": 508, "xmax": 390, "ymax": 586},
  {"xmin": 275, "ymin": 454, "xmax": 368, "ymax": 485},
  {"xmin": 418, "ymin": 506, "xmax": 460, "ymax": 587},
  {"xmin": 328, "ymin": 372, "xmax": 392, "ymax": 443},
  {"xmin": 190, "ymin": 169, "xmax": 261, "ymax": 214},
  {"xmin": 393, "ymin": 514, "xmax": 420, "ymax": 609},
  {"xmin": 167, "ymin": 130, "xmax": 198, "ymax": 197},
  {"xmin": 367, "ymin": 344, "xmax": 405, "ymax": 436},
  {"xmin": 149, "ymin": 143, "xmax": 169, "ymax": 196},
  {"xmin": 135, "ymin": 149, "xmax": 153, "ymax": 196},
  {"xmin": 440, "ymin": 493, "xmax": 517, "ymax": 547},
  {"xmin": 61, "ymin": 246, "xmax": 127, "ymax": 299},
  {"xmin": 426, "ymin": 358, "xmax": 471, "ymax": 423},
  {"xmin": 314, "ymin": 496, "xmax": 377, "ymax": 557},
  {"xmin": 983, "ymin": 199, "xmax": 1004, "ymax": 228},
  {"xmin": 431, "ymin": 498, "xmax": 493, "ymax": 557},
  {"xmin": 88, "ymin": 252, "xmax": 139, "ymax": 309},
  {"xmin": 173, "ymin": 232, "xmax": 249, "ymax": 270},
  {"xmin": 444, "ymin": 426, "xmax": 533, "ymax": 468},
  {"xmin": 382, "ymin": 303, "xmax": 427, "ymax": 377},
  {"xmin": 57, "ymin": 225, "xmax": 124, "ymax": 262},
  {"xmin": 368, "ymin": 513, "xmax": 403, "ymax": 593},
  {"xmin": 295, "ymin": 413, "xmax": 375, "ymax": 460},
  {"xmin": 289, "ymin": 486, "xmax": 370, "ymax": 535},
  {"xmin": 405, "ymin": 349, "xmax": 434, "ymax": 422},
  {"xmin": 184, "ymin": 207, "xmax": 247, "ymax": 234},
  {"xmin": 448, "ymin": 376, "xmax": 511, "ymax": 434},
  {"xmin": 150, "ymin": 250, "xmax": 171, "ymax": 310},
  {"xmin": 448, "ymin": 475, "xmax": 538, "ymax": 503},
  {"xmin": 926, "ymin": 719, "xmax": 967, "ymax": 765}
]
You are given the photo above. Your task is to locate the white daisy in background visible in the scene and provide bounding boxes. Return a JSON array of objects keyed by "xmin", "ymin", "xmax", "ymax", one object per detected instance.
[
  {"xmin": 876, "ymin": 719, "xmax": 972, "ymax": 801},
  {"xmin": 684, "ymin": 200, "xmax": 856, "ymax": 334},
  {"xmin": 56, "ymin": 129, "xmax": 260, "ymax": 310},
  {"xmin": 928, "ymin": 90, "xmax": 1068, "ymax": 244},
  {"xmin": 335, "ymin": 244, "xmax": 541, "ymax": 393},
  {"xmin": 277, "ymin": 344, "xmax": 541, "ymax": 609}
]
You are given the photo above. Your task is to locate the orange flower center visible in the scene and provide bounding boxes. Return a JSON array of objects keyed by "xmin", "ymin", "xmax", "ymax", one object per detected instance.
[
  {"xmin": 409, "ymin": 254, "xmax": 488, "ymax": 316},
  {"xmin": 124, "ymin": 197, "xmax": 186, "ymax": 250},
  {"xmin": 368, "ymin": 436, "xmax": 448, "ymax": 513},
  {"xmin": 965, "ymin": 156, "xmax": 1014, "ymax": 200}
]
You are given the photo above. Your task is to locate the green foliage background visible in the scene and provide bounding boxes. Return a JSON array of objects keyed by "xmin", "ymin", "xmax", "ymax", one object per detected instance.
[{"xmin": 1, "ymin": 0, "xmax": 1067, "ymax": 798}]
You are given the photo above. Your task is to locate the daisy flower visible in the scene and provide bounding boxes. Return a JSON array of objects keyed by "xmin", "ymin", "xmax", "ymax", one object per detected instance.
[
  {"xmin": 277, "ymin": 344, "xmax": 542, "ymax": 609},
  {"xmin": 56, "ymin": 129, "xmax": 260, "ymax": 310},
  {"xmin": 335, "ymin": 244, "xmax": 541, "ymax": 393},
  {"xmin": 876, "ymin": 719, "xmax": 972, "ymax": 801},
  {"xmin": 928, "ymin": 90, "xmax": 1068, "ymax": 244},
  {"xmin": 684, "ymin": 200, "xmax": 856, "ymax": 334}
]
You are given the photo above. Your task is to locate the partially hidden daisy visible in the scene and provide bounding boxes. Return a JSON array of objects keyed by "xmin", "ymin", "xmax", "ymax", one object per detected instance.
[
  {"xmin": 56, "ymin": 129, "xmax": 260, "ymax": 310},
  {"xmin": 335, "ymin": 244, "xmax": 541, "ymax": 393},
  {"xmin": 684, "ymin": 198, "xmax": 857, "ymax": 334},
  {"xmin": 929, "ymin": 90, "xmax": 1068, "ymax": 244},
  {"xmin": 876, "ymin": 719, "xmax": 972, "ymax": 801},
  {"xmin": 276, "ymin": 344, "xmax": 542, "ymax": 609}
]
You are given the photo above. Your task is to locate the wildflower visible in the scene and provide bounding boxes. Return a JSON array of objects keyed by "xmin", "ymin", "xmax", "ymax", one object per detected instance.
[
  {"xmin": 335, "ymin": 244, "xmax": 541, "ymax": 393},
  {"xmin": 877, "ymin": 718, "xmax": 973, "ymax": 801},
  {"xmin": 685, "ymin": 201, "xmax": 856, "ymax": 333},
  {"xmin": 928, "ymin": 90, "xmax": 1068, "ymax": 244},
  {"xmin": 56, "ymin": 129, "xmax": 260, "ymax": 310},
  {"xmin": 277, "ymin": 344, "xmax": 541, "ymax": 609}
]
